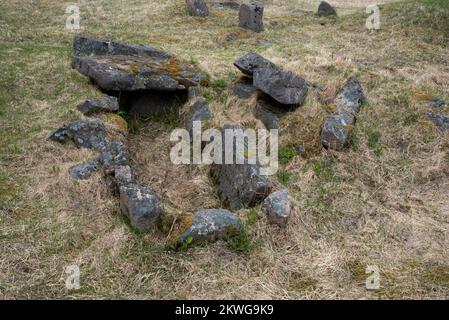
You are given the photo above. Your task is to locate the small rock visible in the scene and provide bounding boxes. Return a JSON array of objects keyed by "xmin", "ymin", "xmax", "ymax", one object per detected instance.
[
  {"xmin": 321, "ymin": 75, "xmax": 365, "ymax": 150},
  {"xmin": 119, "ymin": 183, "xmax": 163, "ymax": 232},
  {"xmin": 233, "ymin": 80, "xmax": 256, "ymax": 99},
  {"xmin": 255, "ymin": 95, "xmax": 291, "ymax": 130},
  {"xmin": 261, "ymin": 189, "xmax": 291, "ymax": 227},
  {"xmin": 99, "ymin": 140, "xmax": 130, "ymax": 174},
  {"xmin": 184, "ymin": 98, "xmax": 214, "ymax": 137},
  {"xmin": 186, "ymin": 0, "xmax": 209, "ymax": 17},
  {"xmin": 177, "ymin": 209, "xmax": 242, "ymax": 246},
  {"xmin": 233, "ymin": 52, "xmax": 275, "ymax": 76},
  {"xmin": 224, "ymin": 33, "xmax": 239, "ymax": 42},
  {"xmin": 114, "ymin": 165, "xmax": 133, "ymax": 186},
  {"xmin": 253, "ymin": 67, "xmax": 308, "ymax": 105},
  {"xmin": 239, "ymin": 2, "xmax": 264, "ymax": 33},
  {"xmin": 188, "ymin": 86, "xmax": 200, "ymax": 100},
  {"xmin": 69, "ymin": 158, "xmax": 100, "ymax": 180},
  {"xmin": 48, "ymin": 119, "xmax": 109, "ymax": 151},
  {"xmin": 426, "ymin": 112, "xmax": 449, "ymax": 131},
  {"xmin": 257, "ymin": 39, "xmax": 273, "ymax": 47},
  {"xmin": 77, "ymin": 96, "xmax": 119, "ymax": 115},
  {"xmin": 317, "ymin": 1, "xmax": 337, "ymax": 17},
  {"xmin": 211, "ymin": 125, "xmax": 271, "ymax": 210}
]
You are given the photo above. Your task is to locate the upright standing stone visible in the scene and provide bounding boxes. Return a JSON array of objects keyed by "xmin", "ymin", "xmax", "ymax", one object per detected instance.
[
  {"xmin": 239, "ymin": 2, "xmax": 264, "ymax": 33},
  {"xmin": 186, "ymin": 0, "xmax": 209, "ymax": 17}
]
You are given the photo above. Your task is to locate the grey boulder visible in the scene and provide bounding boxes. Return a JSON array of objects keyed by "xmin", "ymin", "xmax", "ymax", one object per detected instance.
[
  {"xmin": 77, "ymin": 96, "xmax": 119, "ymax": 115},
  {"xmin": 186, "ymin": 0, "xmax": 209, "ymax": 17},
  {"xmin": 48, "ymin": 119, "xmax": 109, "ymax": 151},
  {"xmin": 253, "ymin": 67, "xmax": 308, "ymax": 105},
  {"xmin": 210, "ymin": 125, "xmax": 271, "ymax": 210},
  {"xmin": 261, "ymin": 189, "xmax": 291, "ymax": 227},
  {"xmin": 69, "ymin": 158, "xmax": 100, "ymax": 180},
  {"xmin": 233, "ymin": 80, "xmax": 256, "ymax": 99},
  {"xmin": 239, "ymin": 2, "xmax": 264, "ymax": 33},
  {"xmin": 119, "ymin": 183, "xmax": 163, "ymax": 232},
  {"xmin": 321, "ymin": 75, "xmax": 365, "ymax": 150},
  {"xmin": 177, "ymin": 209, "xmax": 242, "ymax": 246},
  {"xmin": 233, "ymin": 52, "xmax": 274, "ymax": 76}
]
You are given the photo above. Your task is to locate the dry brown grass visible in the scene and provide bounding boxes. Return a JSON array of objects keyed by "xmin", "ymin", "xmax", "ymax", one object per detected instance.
[{"xmin": 1, "ymin": 0, "xmax": 449, "ymax": 299}]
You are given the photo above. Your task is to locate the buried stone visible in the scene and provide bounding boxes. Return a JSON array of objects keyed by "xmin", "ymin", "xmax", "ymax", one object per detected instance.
[
  {"xmin": 184, "ymin": 97, "xmax": 214, "ymax": 138},
  {"xmin": 119, "ymin": 183, "xmax": 163, "ymax": 232},
  {"xmin": 426, "ymin": 112, "xmax": 449, "ymax": 131},
  {"xmin": 233, "ymin": 77, "xmax": 256, "ymax": 99},
  {"xmin": 77, "ymin": 96, "xmax": 119, "ymax": 115},
  {"xmin": 69, "ymin": 157, "xmax": 100, "ymax": 180},
  {"xmin": 321, "ymin": 75, "xmax": 366, "ymax": 150},
  {"xmin": 239, "ymin": 2, "xmax": 264, "ymax": 33},
  {"xmin": 176, "ymin": 209, "xmax": 243, "ymax": 248},
  {"xmin": 255, "ymin": 93, "xmax": 292, "ymax": 130},
  {"xmin": 317, "ymin": 1, "xmax": 337, "ymax": 17}
]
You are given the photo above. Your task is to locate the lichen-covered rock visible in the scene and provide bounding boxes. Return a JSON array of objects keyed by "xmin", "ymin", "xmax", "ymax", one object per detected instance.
[
  {"xmin": 261, "ymin": 189, "xmax": 291, "ymax": 227},
  {"xmin": 177, "ymin": 209, "xmax": 242, "ymax": 246},
  {"xmin": 73, "ymin": 35, "xmax": 171, "ymax": 59},
  {"xmin": 77, "ymin": 96, "xmax": 119, "ymax": 115},
  {"xmin": 114, "ymin": 165, "xmax": 133, "ymax": 186},
  {"xmin": 186, "ymin": 0, "xmax": 209, "ymax": 17},
  {"xmin": 233, "ymin": 52, "xmax": 274, "ymax": 76},
  {"xmin": 317, "ymin": 1, "xmax": 337, "ymax": 17},
  {"xmin": 321, "ymin": 76, "xmax": 365, "ymax": 150},
  {"xmin": 239, "ymin": 2, "xmax": 264, "ymax": 33},
  {"xmin": 119, "ymin": 183, "xmax": 163, "ymax": 232},
  {"xmin": 426, "ymin": 112, "xmax": 449, "ymax": 131},
  {"xmin": 184, "ymin": 98, "xmax": 213, "ymax": 137},
  {"xmin": 69, "ymin": 158, "xmax": 100, "ymax": 180},
  {"xmin": 48, "ymin": 119, "xmax": 109, "ymax": 151},
  {"xmin": 253, "ymin": 67, "xmax": 308, "ymax": 106},
  {"xmin": 99, "ymin": 140, "xmax": 130, "ymax": 174},
  {"xmin": 72, "ymin": 36, "xmax": 208, "ymax": 92},
  {"xmin": 211, "ymin": 125, "xmax": 271, "ymax": 210}
]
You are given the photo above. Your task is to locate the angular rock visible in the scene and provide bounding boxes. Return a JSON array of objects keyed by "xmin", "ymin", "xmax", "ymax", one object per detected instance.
[
  {"xmin": 426, "ymin": 112, "xmax": 449, "ymax": 131},
  {"xmin": 317, "ymin": 1, "xmax": 337, "ymax": 17},
  {"xmin": 184, "ymin": 98, "xmax": 213, "ymax": 137},
  {"xmin": 119, "ymin": 183, "xmax": 163, "ymax": 232},
  {"xmin": 186, "ymin": 0, "xmax": 209, "ymax": 17},
  {"xmin": 321, "ymin": 76, "xmax": 365, "ymax": 150},
  {"xmin": 239, "ymin": 2, "xmax": 264, "ymax": 33},
  {"xmin": 99, "ymin": 140, "xmax": 130, "ymax": 175},
  {"xmin": 253, "ymin": 67, "xmax": 308, "ymax": 105},
  {"xmin": 48, "ymin": 119, "xmax": 109, "ymax": 151},
  {"xmin": 261, "ymin": 189, "xmax": 291, "ymax": 227},
  {"xmin": 177, "ymin": 209, "xmax": 242, "ymax": 246},
  {"xmin": 233, "ymin": 52, "xmax": 275, "ymax": 76},
  {"xmin": 73, "ymin": 35, "xmax": 171, "ymax": 59},
  {"xmin": 69, "ymin": 158, "xmax": 100, "ymax": 180},
  {"xmin": 233, "ymin": 79, "xmax": 256, "ymax": 99},
  {"xmin": 77, "ymin": 96, "xmax": 119, "ymax": 115},
  {"xmin": 211, "ymin": 125, "xmax": 271, "ymax": 210}
]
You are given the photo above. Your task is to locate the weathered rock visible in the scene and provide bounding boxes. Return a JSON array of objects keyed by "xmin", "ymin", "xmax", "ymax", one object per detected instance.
[
  {"xmin": 177, "ymin": 209, "xmax": 242, "ymax": 246},
  {"xmin": 257, "ymin": 39, "xmax": 273, "ymax": 47},
  {"xmin": 210, "ymin": 1, "xmax": 241, "ymax": 10},
  {"xmin": 48, "ymin": 119, "xmax": 109, "ymax": 151},
  {"xmin": 114, "ymin": 165, "xmax": 133, "ymax": 186},
  {"xmin": 119, "ymin": 183, "xmax": 163, "ymax": 232},
  {"xmin": 426, "ymin": 112, "xmax": 449, "ymax": 131},
  {"xmin": 73, "ymin": 35, "xmax": 171, "ymax": 59},
  {"xmin": 317, "ymin": 1, "xmax": 337, "ymax": 17},
  {"xmin": 184, "ymin": 98, "xmax": 213, "ymax": 137},
  {"xmin": 255, "ymin": 95, "xmax": 291, "ymax": 130},
  {"xmin": 77, "ymin": 96, "xmax": 119, "ymax": 115},
  {"xmin": 261, "ymin": 189, "xmax": 291, "ymax": 227},
  {"xmin": 239, "ymin": 2, "xmax": 264, "ymax": 33},
  {"xmin": 69, "ymin": 158, "xmax": 100, "ymax": 180},
  {"xmin": 186, "ymin": 0, "xmax": 209, "ymax": 17},
  {"xmin": 188, "ymin": 86, "xmax": 200, "ymax": 100},
  {"xmin": 211, "ymin": 125, "xmax": 271, "ymax": 210},
  {"xmin": 321, "ymin": 76, "xmax": 365, "ymax": 150},
  {"xmin": 253, "ymin": 67, "xmax": 308, "ymax": 105},
  {"xmin": 224, "ymin": 33, "xmax": 239, "ymax": 42},
  {"xmin": 233, "ymin": 52, "xmax": 274, "ymax": 76},
  {"xmin": 99, "ymin": 140, "xmax": 130, "ymax": 175},
  {"xmin": 233, "ymin": 78, "xmax": 256, "ymax": 99}
]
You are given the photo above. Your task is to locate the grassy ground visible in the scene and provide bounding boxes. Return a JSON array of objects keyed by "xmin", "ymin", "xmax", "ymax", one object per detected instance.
[{"xmin": 1, "ymin": 0, "xmax": 448, "ymax": 299}]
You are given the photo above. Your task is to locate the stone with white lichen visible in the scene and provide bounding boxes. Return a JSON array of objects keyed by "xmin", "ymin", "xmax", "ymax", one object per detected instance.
[{"xmin": 261, "ymin": 189, "xmax": 291, "ymax": 227}]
